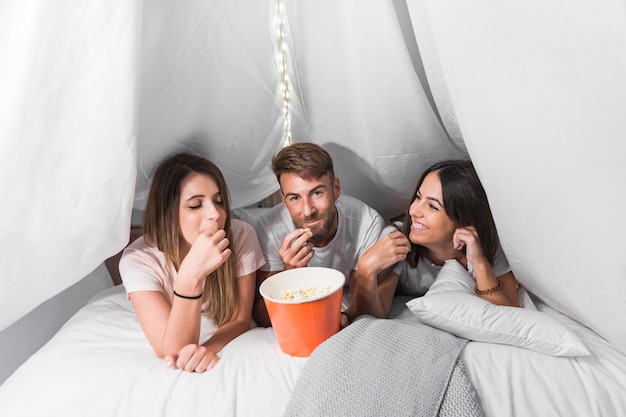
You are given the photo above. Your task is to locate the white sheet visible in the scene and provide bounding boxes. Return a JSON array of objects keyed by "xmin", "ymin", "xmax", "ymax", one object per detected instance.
[
  {"xmin": 420, "ymin": 0, "xmax": 626, "ymax": 354},
  {"xmin": 1, "ymin": 285, "xmax": 625, "ymax": 417},
  {"xmin": 463, "ymin": 299, "xmax": 626, "ymax": 417},
  {"xmin": 0, "ymin": 286, "xmax": 306, "ymax": 417},
  {"xmin": 0, "ymin": 0, "xmax": 138, "ymax": 332}
]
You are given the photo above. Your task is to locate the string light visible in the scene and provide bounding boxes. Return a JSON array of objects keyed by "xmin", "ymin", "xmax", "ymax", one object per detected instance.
[{"xmin": 275, "ymin": 0, "xmax": 292, "ymax": 146}]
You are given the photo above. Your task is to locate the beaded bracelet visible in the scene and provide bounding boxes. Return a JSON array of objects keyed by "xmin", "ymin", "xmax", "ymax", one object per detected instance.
[
  {"xmin": 474, "ymin": 279, "xmax": 503, "ymax": 296},
  {"xmin": 173, "ymin": 290, "xmax": 203, "ymax": 300}
]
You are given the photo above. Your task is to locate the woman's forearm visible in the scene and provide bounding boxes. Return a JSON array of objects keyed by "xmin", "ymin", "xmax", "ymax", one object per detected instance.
[
  {"xmin": 160, "ymin": 297, "xmax": 204, "ymax": 356},
  {"xmin": 353, "ymin": 269, "xmax": 386, "ymax": 319},
  {"xmin": 473, "ymin": 263, "xmax": 519, "ymax": 307},
  {"xmin": 352, "ymin": 268, "xmax": 399, "ymax": 319},
  {"xmin": 202, "ymin": 320, "xmax": 250, "ymax": 353}
]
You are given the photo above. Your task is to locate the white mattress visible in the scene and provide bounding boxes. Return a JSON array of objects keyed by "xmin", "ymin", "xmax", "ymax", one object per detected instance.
[
  {"xmin": 462, "ymin": 300, "xmax": 626, "ymax": 417},
  {"xmin": 0, "ymin": 286, "xmax": 306, "ymax": 417},
  {"xmin": 0, "ymin": 285, "xmax": 624, "ymax": 417}
]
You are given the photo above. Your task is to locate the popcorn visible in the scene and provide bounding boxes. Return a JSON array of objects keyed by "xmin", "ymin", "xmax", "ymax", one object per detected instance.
[{"xmin": 274, "ymin": 285, "xmax": 333, "ymax": 301}]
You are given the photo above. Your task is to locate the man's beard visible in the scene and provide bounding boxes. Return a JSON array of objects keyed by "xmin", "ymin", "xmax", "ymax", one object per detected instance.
[{"xmin": 295, "ymin": 209, "xmax": 337, "ymax": 246}]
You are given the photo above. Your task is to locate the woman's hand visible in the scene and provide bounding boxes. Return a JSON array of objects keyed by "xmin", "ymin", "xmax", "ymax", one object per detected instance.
[
  {"xmin": 165, "ymin": 343, "xmax": 220, "ymax": 373},
  {"xmin": 452, "ymin": 226, "xmax": 488, "ymax": 268},
  {"xmin": 358, "ymin": 230, "xmax": 410, "ymax": 279},
  {"xmin": 454, "ymin": 226, "xmax": 520, "ymax": 307},
  {"xmin": 178, "ymin": 220, "xmax": 231, "ymax": 287},
  {"xmin": 349, "ymin": 230, "xmax": 408, "ymax": 320}
]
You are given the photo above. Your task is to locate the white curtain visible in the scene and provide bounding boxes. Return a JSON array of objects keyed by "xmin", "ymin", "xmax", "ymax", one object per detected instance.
[
  {"xmin": 0, "ymin": 0, "xmax": 139, "ymax": 331},
  {"xmin": 419, "ymin": 0, "xmax": 626, "ymax": 353},
  {"xmin": 1, "ymin": 0, "xmax": 625, "ymax": 356},
  {"xmin": 283, "ymin": 0, "xmax": 466, "ymax": 220},
  {"xmin": 133, "ymin": 0, "xmax": 465, "ymax": 219},
  {"xmin": 135, "ymin": 0, "xmax": 283, "ymax": 210}
]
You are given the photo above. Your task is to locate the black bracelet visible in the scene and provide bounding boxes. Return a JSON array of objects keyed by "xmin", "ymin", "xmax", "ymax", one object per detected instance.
[{"xmin": 173, "ymin": 290, "xmax": 203, "ymax": 300}]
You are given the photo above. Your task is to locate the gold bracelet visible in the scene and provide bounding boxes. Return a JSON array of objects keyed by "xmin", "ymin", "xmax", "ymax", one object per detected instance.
[{"xmin": 474, "ymin": 279, "xmax": 503, "ymax": 296}]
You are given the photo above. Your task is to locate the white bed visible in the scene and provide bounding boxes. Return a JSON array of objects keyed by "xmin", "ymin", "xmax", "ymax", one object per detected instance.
[
  {"xmin": 0, "ymin": 285, "xmax": 306, "ymax": 417},
  {"xmin": 1, "ymin": 276, "xmax": 624, "ymax": 417},
  {"xmin": 463, "ymin": 304, "xmax": 626, "ymax": 417}
]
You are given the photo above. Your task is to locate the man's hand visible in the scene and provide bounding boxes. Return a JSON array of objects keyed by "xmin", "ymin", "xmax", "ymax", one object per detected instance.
[{"xmin": 279, "ymin": 228, "xmax": 314, "ymax": 269}]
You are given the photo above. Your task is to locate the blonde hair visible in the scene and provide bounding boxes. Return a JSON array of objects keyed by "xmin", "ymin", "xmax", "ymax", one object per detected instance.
[{"xmin": 143, "ymin": 152, "xmax": 238, "ymax": 326}]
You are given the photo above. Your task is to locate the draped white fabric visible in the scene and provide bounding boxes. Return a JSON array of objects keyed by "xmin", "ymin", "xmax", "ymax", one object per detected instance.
[
  {"xmin": 420, "ymin": 0, "xmax": 626, "ymax": 353},
  {"xmin": 135, "ymin": 0, "xmax": 282, "ymax": 210},
  {"xmin": 0, "ymin": 0, "xmax": 139, "ymax": 331},
  {"xmin": 1, "ymin": 0, "xmax": 625, "ymax": 357},
  {"xmin": 134, "ymin": 0, "xmax": 465, "ymax": 218}
]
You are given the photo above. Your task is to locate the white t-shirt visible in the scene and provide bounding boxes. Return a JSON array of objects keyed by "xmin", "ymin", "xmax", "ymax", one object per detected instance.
[
  {"xmin": 253, "ymin": 194, "xmax": 385, "ymax": 284},
  {"xmin": 120, "ymin": 219, "xmax": 266, "ymax": 305}
]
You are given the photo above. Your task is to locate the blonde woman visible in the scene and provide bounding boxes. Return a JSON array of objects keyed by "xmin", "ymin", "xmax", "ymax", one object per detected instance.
[{"xmin": 120, "ymin": 152, "xmax": 265, "ymax": 373}]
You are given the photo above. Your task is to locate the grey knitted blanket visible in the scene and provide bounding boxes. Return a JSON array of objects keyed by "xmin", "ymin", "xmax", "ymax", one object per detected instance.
[{"xmin": 283, "ymin": 300, "xmax": 483, "ymax": 417}]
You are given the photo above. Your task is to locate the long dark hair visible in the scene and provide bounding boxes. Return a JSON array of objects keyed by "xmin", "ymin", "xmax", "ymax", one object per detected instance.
[
  {"xmin": 403, "ymin": 159, "xmax": 499, "ymax": 267},
  {"xmin": 143, "ymin": 152, "xmax": 238, "ymax": 326}
]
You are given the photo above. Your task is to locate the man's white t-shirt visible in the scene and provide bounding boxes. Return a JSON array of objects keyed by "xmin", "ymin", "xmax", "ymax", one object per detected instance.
[{"xmin": 253, "ymin": 194, "xmax": 385, "ymax": 285}]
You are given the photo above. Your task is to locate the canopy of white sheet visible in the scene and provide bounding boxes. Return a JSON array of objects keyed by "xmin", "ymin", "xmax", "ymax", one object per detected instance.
[
  {"xmin": 0, "ymin": 0, "xmax": 138, "ymax": 331},
  {"xmin": 419, "ymin": 0, "xmax": 626, "ymax": 353},
  {"xmin": 134, "ymin": 0, "xmax": 465, "ymax": 216},
  {"xmin": 1, "ymin": 0, "xmax": 624, "ymax": 356}
]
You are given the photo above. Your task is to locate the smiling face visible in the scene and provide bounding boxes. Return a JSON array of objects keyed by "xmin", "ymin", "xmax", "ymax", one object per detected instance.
[
  {"xmin": 279, "ymin": 172, "xmax": 340, "ymax": 247},
  {"xmin": 178, "ymin": 172, "xmax": 228, "ymax": 256},
  {"xmin": 408, "ymin": 171, "xmax": 458, "ymax": 252}
]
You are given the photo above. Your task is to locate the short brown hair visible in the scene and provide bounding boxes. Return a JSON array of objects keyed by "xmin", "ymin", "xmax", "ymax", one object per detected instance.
[{"xmin": 271, "ymin": 142, "xmax": 335, "ymax": 184}]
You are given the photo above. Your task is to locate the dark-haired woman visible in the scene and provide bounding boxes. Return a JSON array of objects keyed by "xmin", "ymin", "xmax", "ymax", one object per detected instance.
[{"xmin": 355, "ymin": 159, "xmax": 520, "ymax": 320}]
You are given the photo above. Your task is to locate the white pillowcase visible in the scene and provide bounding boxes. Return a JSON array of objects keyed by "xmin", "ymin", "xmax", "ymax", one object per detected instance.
[{"xmin": 406, "ymin": 260, "xmax": 590, "ymax": 357}]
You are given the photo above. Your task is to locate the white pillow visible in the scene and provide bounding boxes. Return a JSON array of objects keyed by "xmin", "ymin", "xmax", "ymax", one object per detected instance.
[{"xmin": 406, "ymin": 260, "xmax": 590, "ymax": 357}]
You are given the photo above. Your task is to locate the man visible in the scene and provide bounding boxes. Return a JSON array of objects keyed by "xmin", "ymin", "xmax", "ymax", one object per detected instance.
[{"xmin": 252, "ymin": 142, "xmax": 388, "ymax": 327}]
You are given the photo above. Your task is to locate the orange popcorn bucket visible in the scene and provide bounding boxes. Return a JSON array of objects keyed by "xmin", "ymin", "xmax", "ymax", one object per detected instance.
[{"xmin": 259, "ymin": 267, "xmax": 344, "ymax": 357}]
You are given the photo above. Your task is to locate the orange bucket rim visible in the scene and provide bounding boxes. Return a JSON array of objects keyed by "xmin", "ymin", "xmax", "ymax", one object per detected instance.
[
  {"xmin": 260, "ymin": 285, "xmax": 343, "ymax": 304},
  {"xmin": 259, "ymin": 267, "xmax": 345, "ymax": 304}
]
